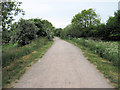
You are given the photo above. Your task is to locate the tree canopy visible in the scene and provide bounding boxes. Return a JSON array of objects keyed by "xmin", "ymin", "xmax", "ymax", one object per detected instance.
[{"xmin": 72, "ymin": 8, "xmax": 100, "ymax": 28}]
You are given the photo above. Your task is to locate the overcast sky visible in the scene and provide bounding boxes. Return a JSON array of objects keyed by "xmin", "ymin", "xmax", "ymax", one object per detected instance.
[{"xmin": 16, "ymin": 0, "xmax": 119, "ymax": 28}]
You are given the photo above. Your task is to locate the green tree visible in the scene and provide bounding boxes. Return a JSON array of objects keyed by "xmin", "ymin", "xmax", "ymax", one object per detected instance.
[
  {"xmin": 2, "ymin": 1, "xmax": 24, "ymax": 31},
  {"xmin": 1, "ymin": 1, "xmax": 25, "ymax": 44},
  {"xmin": 71, "ymin": 8, "xmax": 100, "ymax": 37},
  {"xmin": 72, "ymin": 8, "xmax": 100, "ymax": 29},
  {"xmin": 105, "ymin": 10, "xmax": 120, "ymax": 40}
]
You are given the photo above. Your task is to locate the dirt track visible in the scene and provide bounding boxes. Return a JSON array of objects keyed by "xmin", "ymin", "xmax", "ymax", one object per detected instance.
[{"xmin": 14, "ymin": 37, "xmax": 112, "ymax": 88}]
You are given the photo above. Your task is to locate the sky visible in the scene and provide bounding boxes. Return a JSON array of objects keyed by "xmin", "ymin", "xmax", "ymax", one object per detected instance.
[{"xmin": 16, "ymin": 0, "xmax": 119, "ymax": 28}]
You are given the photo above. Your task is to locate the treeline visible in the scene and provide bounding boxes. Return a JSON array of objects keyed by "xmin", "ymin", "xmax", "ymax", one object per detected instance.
[
  {"xmin": 59, "ymin": 8, "xmax": 120, "ymax": 41},
  {"xmin": 2, "ymin": 1, "xmax": 55, "ymax": 47},
  {"xmin": 3, "ymin": 18, "xmax": 55, "ymax": 46}
]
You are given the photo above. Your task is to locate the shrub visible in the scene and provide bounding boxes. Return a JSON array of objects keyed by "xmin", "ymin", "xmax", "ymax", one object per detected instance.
[{"xmin": 11, "ymin": 19, "xmax": 38, "ymax": 46}]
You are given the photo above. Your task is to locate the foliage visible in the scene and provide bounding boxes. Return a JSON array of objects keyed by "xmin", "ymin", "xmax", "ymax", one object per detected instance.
[
  {"xmin": 1, "ymin": 1, "xmax": 25, "ymax": 44},
  {"xmin": 42, "ymin": 20, "xmax": 54, "ymax": 40},
  {"xmin": 28, "ymin": 18, "xmax": 47, "ymax": 37},
  {"xmin": 61, "ymin": 8, "xmax": 100, "ymax": 38},
  {"xmin": 97, "ymin": 23, "xmax": 106, "ymax": 38},
  {"xmin": 2, "ymin": 37, "xmax": 49, "ymax": 67},
  {"xmin": 11, "ymin": 19, "xmax": 38, "ymax": 46},
  {"xmin": 105, "ymin": 10, "xmax": 120, "ymax": 40},
  {"xmin": 54, "ymin": 28, "xmax": 62, "ymax": 37},
  {"xmin": 2, "ymin": 30, "xmax": 11, "ymax": 44},
  {"xmin": 95, "ymin": 10, "xmax": 120, "ymax": 41},
  {"xmin": 72, "ymin": 8, "xmax": 100, "ymax": 28},
  {"xmin": 9, "ymin": 18, "xmax": 54, "ymax": 46},
  {"xmin": 1, "ymin": 1, "xmax": 24, "ymax": 31},
  {"xmin": 61, "ymin": 9, "xmax": 120, "ymax": 41},
  {"xmin": 22, "ymin": 18, "xmax": 54, "ymax": 40}
]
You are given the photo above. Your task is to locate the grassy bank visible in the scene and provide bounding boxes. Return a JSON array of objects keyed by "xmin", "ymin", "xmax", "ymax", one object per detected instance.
[
  {"xmin": 72, "ymin": 38, "xmax": 118, "ymax": 66},
  {"xmin": 2, "ymin": 37, "xmax": 49, "ymax": 67},
  {"xmin": 66, "ymin": 38, "xmax": 118, "ymax": 88},
  {"xmin": 2, "ymin": 38, "xmax": 53, "ymax": 88}
]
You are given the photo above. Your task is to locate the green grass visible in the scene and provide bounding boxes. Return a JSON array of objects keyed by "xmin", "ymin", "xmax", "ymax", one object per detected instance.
[
  {"xmin": 66, "ymin": 39, "xmax": 118, "ymax": 88},
  {"xmin": 71, "ymin": 38, "xmax": 119, "ymax": 66},
  {"xmin": 2, "ymin": 37, "xmax": 49, "ymax": 67},
  {"xmin": 2, "ymin": 39, "xmax": 53, "ymax": 88}
]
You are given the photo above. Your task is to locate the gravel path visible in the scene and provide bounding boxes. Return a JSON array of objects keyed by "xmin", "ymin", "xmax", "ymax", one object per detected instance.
[{"xmin": 14, "ymin": 37, "xmax": 112, "ymax": 88}]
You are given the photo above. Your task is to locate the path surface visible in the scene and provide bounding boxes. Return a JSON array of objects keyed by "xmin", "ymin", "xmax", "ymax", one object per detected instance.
[{"xmin": 14, "ymin": 37, "xmax": 112, "ymax": 88}]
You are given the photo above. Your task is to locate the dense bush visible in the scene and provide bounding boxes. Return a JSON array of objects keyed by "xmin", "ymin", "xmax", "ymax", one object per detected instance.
[
  {"xmin": 2, "ymin": 30, "xmax": 11, "ymax": 44},
  {"xmin": 11, "ymin": 19, "xmax": 38, "ymax": 46},
  {"xmin": 29, "ymin": 19, "xmax": 48, "ymax": 37},
  {"xmin": 10, "ymin": 18, "xmax": 55, "ymax": 46},
  {"xmin": 42, "ymin": 20, "xmax": 54, "ymax": 40},
  {"xmin": 29, "ymin": 19, "xmax": 55, "ymax": 40},
  {"xmin": 71, "ymin": 38, "xmax": 119, "ymax": 66}
]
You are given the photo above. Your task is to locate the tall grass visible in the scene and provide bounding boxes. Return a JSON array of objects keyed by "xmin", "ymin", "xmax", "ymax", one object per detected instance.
[
  {"xmin": 2, "ymin": 37, "xmax": 49, "ymax": 67},
  {"xmin": 71, "ymin": 38, "xmax": 119, "ymax": 66}
]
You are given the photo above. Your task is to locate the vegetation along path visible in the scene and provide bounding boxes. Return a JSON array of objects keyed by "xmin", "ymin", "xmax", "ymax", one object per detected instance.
[{"xmin": 14, "ymin": 37, "xmax": 112, "ymax": 88}]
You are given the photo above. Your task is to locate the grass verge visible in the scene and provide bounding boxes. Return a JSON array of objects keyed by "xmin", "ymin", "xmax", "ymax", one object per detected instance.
[
  {"xmin": 2, "ymin": 37, "xmax": 49, "ymax": 67},
  {"xmin": 66, "ymin": 39, "xmax": 118, "ymax": 88},
  {"xmin": 2, "ymin": 40, "xmax": 53, "ymax": 88}
]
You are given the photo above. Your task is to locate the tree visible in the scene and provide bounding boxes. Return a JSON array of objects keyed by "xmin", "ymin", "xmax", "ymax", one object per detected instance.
[
  {"xmin": 2, "ymin": 1, "xmax": 24, "ymax": 31},
  {"xmin": 1, "ymin": 1, "xmax": 25, "ymax": 44},
  {"xmin": 71, "ymin": 8, "xmax": 100, "ymax": 37},
  {"xmin": 72, "ymin": 8, "xmax": 100, "ymax": 29},
  {"xmin": 72, "ymin": 13, "xmax": 84, "ymax": 29},
  {"xmin": 105, "ymin": 10, "xmax": 120, "ymax": 40}
]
